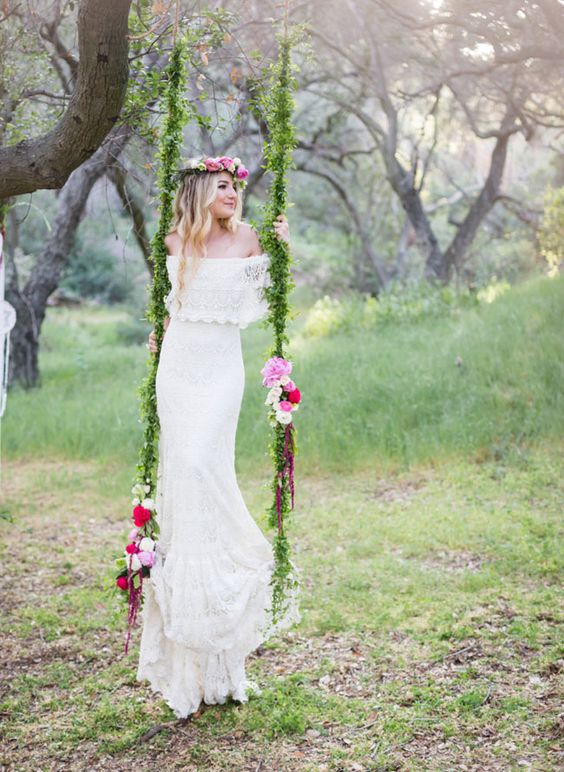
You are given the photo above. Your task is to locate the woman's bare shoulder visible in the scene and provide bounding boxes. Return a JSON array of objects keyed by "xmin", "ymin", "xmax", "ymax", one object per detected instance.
[
  {"xmin": 164, "ymin": 232, "xmax": 179, "ymax": 255},
  {"xmin": 237, "ymin": 222, "xmax": 262, "ymax": 257}
]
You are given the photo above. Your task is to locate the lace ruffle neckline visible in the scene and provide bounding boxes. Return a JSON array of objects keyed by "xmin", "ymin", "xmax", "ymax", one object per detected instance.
[
  {"xmin": 166, "ymin": 253, "xmax": 267, "ymax": 262},
  {"xmin": 164, "ymin": 252, "xmax": 271, "ymax": 329}
]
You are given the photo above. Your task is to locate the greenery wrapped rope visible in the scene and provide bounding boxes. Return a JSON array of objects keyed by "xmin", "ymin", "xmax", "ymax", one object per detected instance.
[
  {"xmin": 115, "ymin": 38, "xmax": 189, "ymax": 654},
  {"xmin": 258, "ymin": 28, "xmax": 301, "ymax": 622}
]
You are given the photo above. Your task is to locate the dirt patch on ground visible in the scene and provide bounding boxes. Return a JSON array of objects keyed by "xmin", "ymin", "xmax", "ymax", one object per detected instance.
[{"xmin": 368, "ymin": 475, "xmax": 428, "ymax": 505}]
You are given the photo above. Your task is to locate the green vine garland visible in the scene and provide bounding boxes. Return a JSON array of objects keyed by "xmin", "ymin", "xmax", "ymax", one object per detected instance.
[
  {"xmin": 137, "ymin": 38, "xmax": 189, "ymax": 531},
  {"xmin": 258, "ymin": 28, "xmax": 301, "ymax": 622},
  {"xmin": 114, "ymin": 39, "xmax": 189, "ymax": 619}
]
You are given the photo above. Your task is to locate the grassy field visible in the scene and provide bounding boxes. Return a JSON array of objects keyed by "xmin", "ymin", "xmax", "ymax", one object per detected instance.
[{"xmin": 1, "ymin": 276, "xmax": 563, "ymax": 770}]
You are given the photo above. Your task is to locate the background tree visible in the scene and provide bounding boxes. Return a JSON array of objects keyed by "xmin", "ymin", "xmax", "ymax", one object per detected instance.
[{"xmin": 300, "ymin": 0, "xmax": 564, "ymax": 283}]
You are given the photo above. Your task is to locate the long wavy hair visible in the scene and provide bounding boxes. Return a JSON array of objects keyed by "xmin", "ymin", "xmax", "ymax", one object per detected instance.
[{"xmin": 170, "ymin": 171, "xmax": 244, "ymax": 301}]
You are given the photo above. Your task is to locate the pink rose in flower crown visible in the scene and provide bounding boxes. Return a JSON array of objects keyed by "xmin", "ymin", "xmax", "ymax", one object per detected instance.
[
  {"xmin": 218, "ymin": 156, "xmax": 234, "ymax": 168},
  {"xmin": 284, "ymin": 380, "xmax": 296, "ymax": 393},
  {"xmin": 132, "ymin": 505, "xmax": 151, "ymax": 527},
  {"xmin": 278, "ymin": 400, "xmax": 293, "ymax": 412},
  {"xmin": 138, "ymin": 550, "xmax": 156, "ymax": 568},
  {"xmin": 205, "ymin": 157, "xmax": 222, "ymax": 172},
  {"xmin": 261, "ymin": 356, "xmax": 292, "ymax": 387},
  {"xmin": 287, "ymin": 388, "xmax": 301, "ymax": 404},
  {"xmin": 128, "ymin": 527, "xmax": 139, "ymax": 541},
  {"xmin": 236, "ymin": 166, "xmax": 249, "ymax": 180}
]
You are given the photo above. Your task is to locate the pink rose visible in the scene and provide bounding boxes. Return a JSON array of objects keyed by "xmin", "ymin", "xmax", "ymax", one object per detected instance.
[
  {"xmin": 116, "ymin": 576, "xmax": 128, "ymax": 591},
  {"xmin": 138, "ymin": 550, "xmax": 156, "ymax": 568},
  {"xmin": 204, "ymin": 157, "xmax": 222, "ymax": 172},
  {"xmin": 284, "ymin": 380, "xmax": 296, "ymax": 392},
  {"xmin": 125, "ymin": 542, "xmax": 139, "ymax": 555},
  {"xmin": 236, "ymin": 166, "xmax": 249, "ymax": 180},
  {"xmin": 218, "ymin": 156, "xmax": 233, "ymax": 168},
  {"xmin": 128, "ymin": 527, "xmax": 139, "ymax": 541},
  {"xmin": 278, "ymin": 400, "xmax": 293, "ymax": 412},
  {"xmin": 261, "ymin": 356, "xmax": 292, "ymax": 387}
]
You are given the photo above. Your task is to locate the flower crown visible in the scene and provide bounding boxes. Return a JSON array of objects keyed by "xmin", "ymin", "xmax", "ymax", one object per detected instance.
[{"xmin": 175, "ymin": 156, "xmax": 250, "ymax": 188}]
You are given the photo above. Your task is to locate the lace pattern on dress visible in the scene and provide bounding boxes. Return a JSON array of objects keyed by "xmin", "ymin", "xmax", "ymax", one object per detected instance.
[{"xmin": 164, "ymin": 253, "xmax": 271, "ymax": 328}]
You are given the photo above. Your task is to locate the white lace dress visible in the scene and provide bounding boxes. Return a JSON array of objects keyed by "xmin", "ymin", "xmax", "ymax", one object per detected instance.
[{"xmin": 136, "ymin": 253, "xmax": 300, "ymax": 718}]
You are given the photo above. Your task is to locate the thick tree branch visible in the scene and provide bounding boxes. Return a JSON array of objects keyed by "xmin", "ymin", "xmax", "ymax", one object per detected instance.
[{"xmin": 0, "ymin": 0, "xmax": 132, "ymax": 198}]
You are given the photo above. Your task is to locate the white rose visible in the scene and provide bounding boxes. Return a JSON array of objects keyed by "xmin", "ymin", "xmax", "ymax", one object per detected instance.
[
  {"xmin": 139, "ymin": 537, "xmax": 155, "ymax": 552},
  {"xmin": 129, "ymin": 554, "xmax": 142, "ymax": 572},
  {"xmin": 233, "ymin": 157, "xmax": 241, "ymax": 165},
  {"xmin": 276, "ymin": 411, "xmax": 292, "ymax": 425},
  {"xmin": 131, "ymin": 484, "xmax": 143, "ymax": 496},
  {"xmin": 142, "ymin": 498, "xmax": 155, "ymax": 510},
  {"xmin": 266, "ymin": 388, "xmax": 282, "ymax": 405},
  {"xmin": 143, "ymin": 484, "xmax": 151, "ymax": 493},
  {"xmin": 280, "ymin": 375, "xmax": 290, "ymax": 386},
  {"xmin": 132, "ymin": 497, "xmax": 140, "ymax": 506}
]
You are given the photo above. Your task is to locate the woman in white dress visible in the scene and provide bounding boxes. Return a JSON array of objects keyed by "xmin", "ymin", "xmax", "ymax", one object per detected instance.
[{"xmin": 136, "ymin": 157, "xmax": 300, "ymax": 719}]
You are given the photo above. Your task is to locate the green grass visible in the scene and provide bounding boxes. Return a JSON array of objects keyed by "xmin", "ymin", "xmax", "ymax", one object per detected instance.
[
  {"xmin": 1, "ymin": 275, "xmax": 563, "ymax": 769},
  {"xmin": 4, "ymin": 275, "xmax": 563, "ymax": 475}
]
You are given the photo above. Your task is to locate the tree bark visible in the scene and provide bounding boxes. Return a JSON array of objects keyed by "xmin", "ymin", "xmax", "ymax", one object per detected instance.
[
  {"xmin": 0, "ymin": 0, "xmax": 132, "ymax": 198},
  {"xmin": 6, "ymin": 127, "xmax": 132, "ymax": 387},
  {"xmin": 442, "ymin": 110, "xmax": 517, "ymax": 277}
]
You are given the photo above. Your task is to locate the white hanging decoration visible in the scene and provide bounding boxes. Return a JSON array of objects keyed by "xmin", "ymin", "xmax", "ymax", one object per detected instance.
[{"xmin": 0, "ymin": 231, "xmax": 16, "ymax": 418}]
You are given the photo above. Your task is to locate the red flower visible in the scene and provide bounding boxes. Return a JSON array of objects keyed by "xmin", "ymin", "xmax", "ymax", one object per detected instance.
[
  {"xmin": 116, "ymin": 576, "xmax": 128, "ymax": 591},
  {"xmin": 132, "ymin": 505, "xmax": 151, "ymax": 527},
  {"xmin": 287, "ymin": 388, "xmax": 301, "ymax": 404},
  {"xmin": 125, "ymin": 542, "xmax": 139, "ymax": 554}
]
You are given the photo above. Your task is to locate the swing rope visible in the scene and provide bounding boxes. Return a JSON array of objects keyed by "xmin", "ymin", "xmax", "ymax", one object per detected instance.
[
  {"xmin": 119, "ymin": 34, "xmax": 188, "ymax": 653},
  {"xmin": 258, "ymin": 17, "xmax": 300, "ymax": 621}
]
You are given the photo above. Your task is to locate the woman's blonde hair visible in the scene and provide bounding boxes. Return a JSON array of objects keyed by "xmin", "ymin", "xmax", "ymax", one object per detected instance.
[{"xmin": 170, "ymin": 171, "xmax": 243, "ymax": 301}]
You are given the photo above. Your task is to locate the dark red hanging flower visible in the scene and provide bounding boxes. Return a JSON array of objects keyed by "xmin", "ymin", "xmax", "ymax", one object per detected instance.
[
  {"xmin": 116, "ymin": 576, "xmax": 128, "ymax": 591},
  {"xmin": 132, "ymin": 505, "xmax": 151, "ymax": 527},
  {"xmin": 287, "ymin": 387, "xmax": 301, "ymax": 404},
  {"xmin": 125, "ymin": 542, "xmax": 139, "ymax": 554}
]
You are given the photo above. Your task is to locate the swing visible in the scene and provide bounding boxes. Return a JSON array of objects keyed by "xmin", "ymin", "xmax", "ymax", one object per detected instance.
[
  {"xmin": 115, "ymin": 16, "xmax": 301, "ymax": 654},
  {"xmin": 0, "ymin": 228, "xmax": 17, "ymax": 420}
]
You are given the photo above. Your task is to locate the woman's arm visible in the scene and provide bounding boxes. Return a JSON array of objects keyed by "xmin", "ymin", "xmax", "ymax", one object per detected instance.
[
  {"xmin": 148, "ymin": 316, "xmax": 169, "ymax": 353},
  {"xmin": 273, "ymin": 213, "xmax": 290, "ymax": 244}
]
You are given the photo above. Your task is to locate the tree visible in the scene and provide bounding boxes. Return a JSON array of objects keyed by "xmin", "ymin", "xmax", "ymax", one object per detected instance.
[
  {"xmin": 0, "ymin": 0, "xmax": 132, "ymax": 198},
  {"xmin": 303, "ymin": 0, "xmax": 564, "ymax": 282}
]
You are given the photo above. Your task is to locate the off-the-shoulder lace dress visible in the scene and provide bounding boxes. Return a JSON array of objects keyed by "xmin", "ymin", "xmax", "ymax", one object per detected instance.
[{"xmin": 136, "ymin": 253, "xmax": 300, "ymax": 718}]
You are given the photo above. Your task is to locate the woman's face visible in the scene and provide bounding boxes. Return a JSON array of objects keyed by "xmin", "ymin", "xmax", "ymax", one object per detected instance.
[{"xmin": 209, "ymin": 171, "xmax": 238, "ymax": 220}]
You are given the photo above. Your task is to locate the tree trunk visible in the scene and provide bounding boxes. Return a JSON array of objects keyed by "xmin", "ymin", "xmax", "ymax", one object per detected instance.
[
  {"xmin": 381, "ymin": 152, "xmax": 446, "ymax": 281},
  {"xmin": 6, "ymin": 127, "xmax": 131, "ymax": 387},
  {"xmin": 442, "ymin": 111, "xmax": 516, "ymax": 276},
  {"xmin": 0, "ymin": 0, "xmax": 132, "ymax": 198}
]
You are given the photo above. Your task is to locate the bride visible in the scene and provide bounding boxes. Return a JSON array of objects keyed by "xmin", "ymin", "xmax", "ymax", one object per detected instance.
[{"xmin": 136, "ymin": 156, "xmax": 300, "ymax": 719}]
